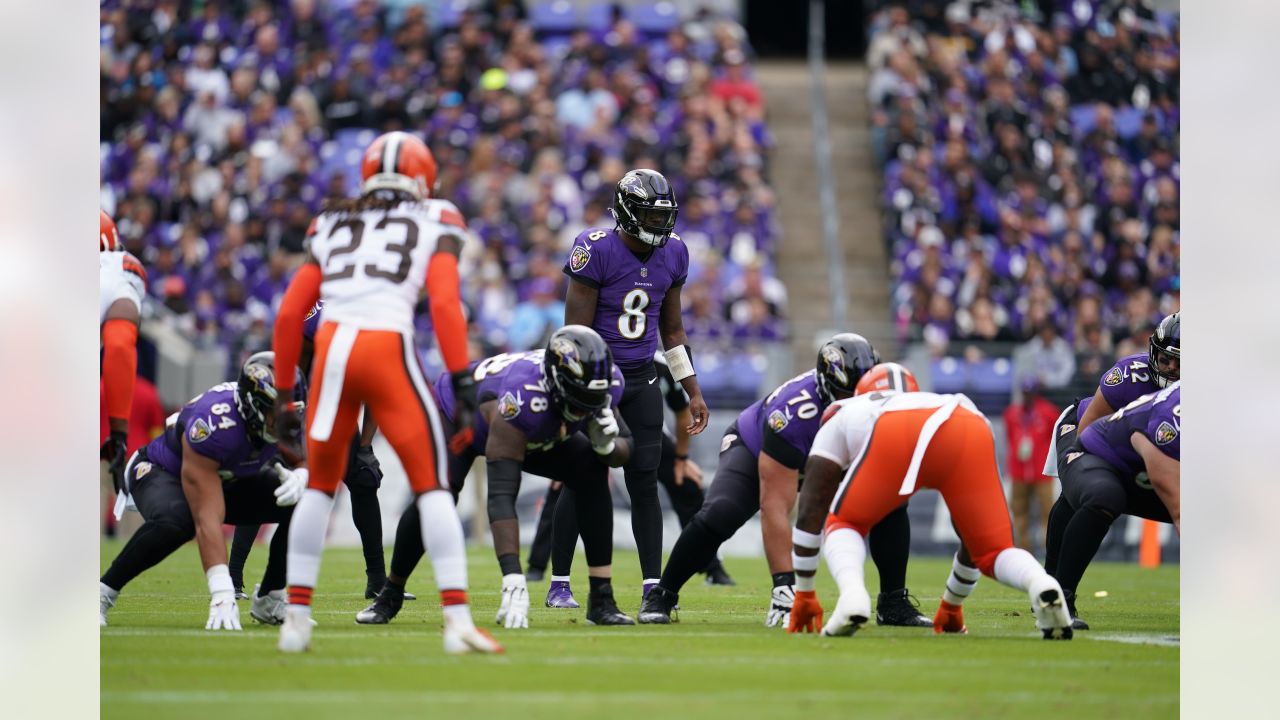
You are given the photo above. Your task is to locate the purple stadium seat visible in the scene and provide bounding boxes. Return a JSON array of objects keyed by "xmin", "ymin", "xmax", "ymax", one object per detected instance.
[
  {"xmin": 583, "ymin": 3, "xmax": 613, "ymax": 33},
  {"xmin": 432, "ymin": 0, "xmax": 472, "ymax": 30},
  {"xmin": 627, "ymin": 2, "xmax": 680, "ymax": 35},
  {"xmin": 968, "ymin": 358, "xmax": 1013, "ymax": 393},
  {"xmin": 529, "ymin": 1, "xmax": 579, "ymax": 34},
  {"xmin": 1069, "ymin": 104, "xmax": 1098, "ymax": 136},
  {"xmin": 930, "ymin": 357, "xmax": 967, "ymax": 394}
]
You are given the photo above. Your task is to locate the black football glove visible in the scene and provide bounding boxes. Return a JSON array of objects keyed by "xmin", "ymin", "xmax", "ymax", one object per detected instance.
[
  {"xmin": 352, "ymin": 445, "xmax": 383, "ymax": 484},
  {"xmin": 274, "ymin": 399, "xmax": 305, "ymax": 465},
  {"xmin": 100, "ymin": 430, "xmax": 128, "ymax": 494},
  {"xmin": 450, "ymin": 369, "xmax": 478, "ymax": 449}
]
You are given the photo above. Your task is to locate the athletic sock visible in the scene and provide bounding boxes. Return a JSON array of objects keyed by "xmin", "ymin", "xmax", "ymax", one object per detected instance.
[
  {"xmin": 942, "ymin": 553, "xmax": 983, "ymax": 606},
  {"xmin": 347, "ymin": 484, "xmax": 385, "ymax": 579},
  {"xmin": 993, "ymin": 547, "xmax": 1048, "ymax": 593},
  {"xmin": 260, "ymin": 519, "xmax": 289, "ymax": 594},
  {"xmin": 1043, "ymin": 495, "xmax": 1076, "ymax": 575},
  {"xmin": 550, "ymin": 486, "xmax": 578, "ymax": 577},
  {"xmin": 286, "ymin": 489, "xmax": 336, "ymax": 607},
  {"xmin": 228, "ymin": 525, "xmax": 258, "ymax": 588},
  {"xmin": 417, "ymin": 490, "xmax": 468, "ymax": 596},
  {"xmin": 823, "ymin": 527, "xmax": 868, "ymax": 595},
  {"xmin": 588, "ymin": 576, "xmax": 611, "ymax": 594},
  {"xmin": 389, "ymin": 501, "xmax": 426, "ymax": 581},
  {"xmin": 1053, "ymin": 506, "xmax": 1115, "ymax": 593},
  {"xmin": 868, "ymin": 504, "xmax": 911, "ymax": 593},
  {"xmin": 498, "ymin": 553, "xmax": 522, "ymax": 576},
  {"xmin": 624, "ymin": 469, "xmax": 664, "ymax": 579}
]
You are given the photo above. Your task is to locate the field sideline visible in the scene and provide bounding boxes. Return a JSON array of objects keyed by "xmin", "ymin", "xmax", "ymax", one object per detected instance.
[{"xmin": 101, "ymin": 541, "xmax": 1178, "ymax": 719}]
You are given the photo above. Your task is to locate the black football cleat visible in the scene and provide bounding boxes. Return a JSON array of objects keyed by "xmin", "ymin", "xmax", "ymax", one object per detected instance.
[
  {"xmin": 703, "ymin": 559, "xmax": 736, "ymax": 586},
  {"xmin": 364, "ymin": 579, "xmax": 415, "ymax": 601},
  {"xmin": 637, "ymin": 585, "xmax": 679, "ymax": 624},
  {"xmin": 356, "ymin": 586, "xmax": 405, "ymax": 624},
  {"xmin": 1063, "ymin": 589, "xmax": 1090, "ymax": 631},
  {"xmin": 875, "ymin": 588, "xmax": 934, "ymax": 627},
  {"xmin": 585, "ymin": 584, "xmax": 636, "ymax": 626}
]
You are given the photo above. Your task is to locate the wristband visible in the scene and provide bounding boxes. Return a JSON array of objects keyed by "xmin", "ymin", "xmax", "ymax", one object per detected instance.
[
  {"xmin": 593, "ymin": 439, "xmax": 616, "ymax": 456},
  {"xmin": 663, "ymin": 344, "xmax": 695, "ymax": 381},
  {"xmin": 206, "ymin": 564, "xmax": 235, "ymax": 598},
  {"xmin": 675, "ymin": 453, "xmax": 689, "ymax": 461},
  {"xmin": 794, "ymin": 574, "xmax": 816, "ymax": 593},
  {"xmin": 771, "ymin": 571, "xmax": 796, "ymax": 588}
]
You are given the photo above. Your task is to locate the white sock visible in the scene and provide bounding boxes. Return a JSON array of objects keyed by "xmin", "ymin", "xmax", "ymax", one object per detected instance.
[
  {"xmin": 943, "ymin": 553, "xmax": 983, "ymax": 606},
  {"xmin": 100, "ymin": 582, "xmax": 119, "ymax": 601},
  {"xmin": 993, "ymin": 548, "xmax": 1048, "ymax": 594},
  {"xmin": 822, "ymin": 528, "xmax": 868, "ymax": 596},
  {"xmin": 285, "ymin": 489, "xmax": 335, "ymax": 596},
  {"xmin": 550, "ymin": 575, "xmax": 572, "ymax": 584},
  {"xmin": 443, "ymin": 603, "xmax": 474, "ymax": 627},
  {"xmin": 417, "ymin": 490, "xmax": 468, "ymax": 594},
  {"xmin": 286, "ymin": 604, "xmax": 311, "ymax": 621}
]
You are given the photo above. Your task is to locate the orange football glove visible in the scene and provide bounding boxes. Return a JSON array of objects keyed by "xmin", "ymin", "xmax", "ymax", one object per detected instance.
[
  {"xmin": 788, "ymin": 590, "xmax": 824, "ymax": 633},
  {"xmin": 932, "ymin": 599, "xmax": 968, "ymax": 634}
]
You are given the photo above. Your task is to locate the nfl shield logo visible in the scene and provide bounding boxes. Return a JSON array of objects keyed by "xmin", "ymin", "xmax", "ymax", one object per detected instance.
[
  {"xmin": 640, "ymin": 267, "xmax": 648, "ymax": 278},
  {"xmin": 569, "ymin": 245, "xmax": 591, "ymax": 273}
]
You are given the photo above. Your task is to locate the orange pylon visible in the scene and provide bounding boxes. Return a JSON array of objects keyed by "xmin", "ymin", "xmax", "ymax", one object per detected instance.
[{"xmin": 1138, "ymin": 519, "xmax": 1161, "ymax": 568}]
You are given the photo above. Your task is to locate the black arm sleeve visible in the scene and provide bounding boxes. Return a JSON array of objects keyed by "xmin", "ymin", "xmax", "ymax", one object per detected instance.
[
  {"xmin": 761, "ymin": 424, "xmax": 806, "ymax": 471},
  {"xmin": 656, "ymin": 357, "xmax": 690, "ymax": 413},
  {"xmin": 485, "ymin": 458, "xmax": 523, "ymax": 522}
]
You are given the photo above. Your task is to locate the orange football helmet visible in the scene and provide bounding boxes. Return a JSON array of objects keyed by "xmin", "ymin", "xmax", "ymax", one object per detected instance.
[
  {"xmin": 360, "ymin": 131, "xmax": 437, "ymax": 200},
  {"xmin": 101, "ymin": 209, "xmax": 121, "ymax": 252},
  {"xmin": 854, "ymin": 362, "xmax": 920, "ymax": 395}
]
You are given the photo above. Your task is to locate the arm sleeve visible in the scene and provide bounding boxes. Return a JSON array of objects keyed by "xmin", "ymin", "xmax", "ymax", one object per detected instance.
[
  {"xmin": 272, "ymin": 263, "xmax": 322, "ymax": 393},
  {"xmin": 426, "ymin": 252, "xmax": 470, "ymax": 373},
  {"xmin": 102, "ymin": 318, "xmax": 139, "ymax": 423},
  {"xmin": 761, "ymin": 424, "xmax": 806, "ymax": 470}
]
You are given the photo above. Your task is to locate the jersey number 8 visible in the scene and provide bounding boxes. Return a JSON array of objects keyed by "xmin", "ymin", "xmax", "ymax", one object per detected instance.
[{"xmin": 618, "ymin": 289, "xmax": 650, "ymax": 340}]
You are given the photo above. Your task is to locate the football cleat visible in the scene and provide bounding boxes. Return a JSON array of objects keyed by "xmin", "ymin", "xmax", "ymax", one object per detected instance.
[
  {"xmin": 821, "ymin": 587, "xmax": 871, "ymax": 637},
  {"xmin": 250, "ymin": 585, "xmax": 286, "ymax": 626},
  {"xmin": 278, "ymin": 608, "xmax": 313, "ymax": 653},
  {"xmin": 356, "ymin": 586, "xmax": 406, "ymax": 625},
  {"xmin": 1030, "ymin": 577, "xmax": 1074, "ymax": 640},
  {"xmin": 442, "ymin": 615, "xmax": 504, "ymax": 655},
  {"xmin": 932, "ymin": 599, "xmax": 968, "ymax": 634},
  {"xmin": 585, "ymin": 584, "xmax": 636, "ymax": 626},
  {"xmin": 545, "ymin": 580, "xmax": 580, "ymax": 609},
  {"xmin": 703, "ymin": 559, "xmax": 736, "ymax": 586},
  {"xmin": 364, "ymin": 579, "xmax": 416, "ymax": 601},
  {"xmin": 875, "ymin": 588, "xmax": 934, "ymax": 627},
  {"xmin": 234, "ymin": 585, "xmax": 250, "ymax": 601},
  {"xmin": 637, "ymin": 585, "xmax": 678, "ymax": 624},
  {"xmin": 99, "ymin": 589, "xmax": 114, "ymax": 627},
  {"xmin": 1063, "ymin": 589, "xmax": 1090, "ymax": 631}
]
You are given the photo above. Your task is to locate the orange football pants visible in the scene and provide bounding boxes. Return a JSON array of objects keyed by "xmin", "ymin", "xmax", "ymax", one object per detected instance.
[
  {"xmin": 826, "ymin": 407, "xmax": 1014, "ymax": 576},
  {"xmin": 305, "ymin": 322, "xmax": 447, "ymax": 495}
]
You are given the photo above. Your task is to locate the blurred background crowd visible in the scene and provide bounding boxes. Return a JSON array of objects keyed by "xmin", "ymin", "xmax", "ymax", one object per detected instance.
[
  {"xmin": 100, "ymin": 0, "xmax": 787, "ymax": 397},
  {"xmin": 867, "ymin": 0, "xmax": 1179, "ymax": 404}
]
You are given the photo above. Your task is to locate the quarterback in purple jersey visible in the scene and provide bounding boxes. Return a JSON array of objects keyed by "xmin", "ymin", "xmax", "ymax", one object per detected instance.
[
  {"xmin": 358, "ymin": 326, "xmax": 638, "ymax": 627},
  {"xmin": 228, "ymin": 301, "xmax": 392, "ymax": 601},
  {"xmin": 638, "ymin": 335, "xmax": 930, "ymax": 628},
  {"xmin": 1047, "ymin": 381, "xmax": 1181, "ymax": 629},
  {"xmin": 563, "ymin": 168, "xmax": 710, "ymax": 598},
  {"xmin": 100, "ymin": 353, "xmax": 308, "ymax": 629}
]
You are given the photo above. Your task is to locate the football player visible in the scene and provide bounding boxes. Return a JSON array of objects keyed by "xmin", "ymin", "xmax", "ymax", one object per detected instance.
[
  {"xmin": 358, "ymin": 326, "xmax": 636, "ymax": 628},
  {"xmin": 787, "ymin": 363, "xmax": 1073, "ymax": 640},
  {"xmin": 638, "ymin": 335, "xmax": 931, "ymax": 629},
  {"xmin": 100, "ymin": 210, "xmax": 147, "ymax": 492},
  {"xmin": 272, "ymin": 131, "xmax": 499, "ymax": 654},
  {"xmin": 228, "ymin": 301, "xmax": 398, "ymax": 601},
  {"xmin": 99, "ymin": 353, "xmax": 308, "ymax": 629},
  {"xmin": 1036, "ymin": 312, "xmax": 1180, "ymax": 627},
  {"xmin": 529, "ymin": 350, "xmax": 732, "ymax": 610},
  {"xmin": 563, "ymin": 168, "xmax": 711, "ymax": 601},
  {"xmin": 1044, "ymin": 381, "xmax": 1181, "ymax": 629}
]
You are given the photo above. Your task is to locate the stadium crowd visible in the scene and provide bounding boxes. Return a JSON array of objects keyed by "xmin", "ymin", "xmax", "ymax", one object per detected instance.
[
  {"xmin": 868, "ymin": 0, "xmax": 1179, "ymax": 390},
  {"xmin": 99, "ymin": 0, "xmax": 787, "ymax": 380}
]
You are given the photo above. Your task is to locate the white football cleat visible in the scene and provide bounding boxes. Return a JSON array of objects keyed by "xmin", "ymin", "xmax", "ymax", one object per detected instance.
[
  {"xmin": 1029, "ymin": 576, "xmax": 1073, "ymax": 640},
  {"xmin": 99, "ymin": 590, "xmax": 114, "ymax": 627},
  {"xmin": 443, "ymin": 614, "xmax": 504, "ymax": 655},
  {"xmin": 250, "ymin": 585, "xmax": 288, "ymax": 625},
  {"xmin": 821, "ymin": 586, "xmax": 871, "ymax": 637},
  {"xmin": 278, "ymin": 607, "xmax": 313, "ymax": 653}
]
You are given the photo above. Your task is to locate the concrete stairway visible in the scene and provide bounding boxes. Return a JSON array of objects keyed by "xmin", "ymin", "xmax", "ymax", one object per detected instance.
[{"xmin": 756, "ymin": 60, "xmax": 895, "ymax": 373}]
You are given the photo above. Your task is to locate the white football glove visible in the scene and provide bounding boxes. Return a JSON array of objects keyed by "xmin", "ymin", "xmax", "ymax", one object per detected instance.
[
  {"xmin": 765, "ymin": 584, "xmax": 795, "ymax": 629},
  {"xmin": 495, "ymin": 573, "xmax": 530, "ymax": 629},
  {"xmin": 587, "ymin": 407, "xmax": 619, "ymax": 455},
  {"xmin": 273, "ymin": 464, "xmax": 308, "ymax": 507},
  {"xmin": 205, "ymin": 565, "xmax": 243, "ymax": 631}
]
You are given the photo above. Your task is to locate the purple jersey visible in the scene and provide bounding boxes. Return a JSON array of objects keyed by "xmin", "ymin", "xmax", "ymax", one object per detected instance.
[
  {"xmin": 144, "ymin": 384, "xmax": 279, "ymax": 480},
  {"xmin": 563, "ymin": 227, "xmax": 689, "ymax": 370},
  {"xmin": 302, "ymin": 300, "xmax": 323, "ymax": 340},
  {"xmin": 434, "ymin": 350, "xmax": 625, "ymax": 453},
  {"xmin": 735, "ymin": 370, "xmax": 827, "ymax": 469},
  {"xmin": 1080, "ymin": 382, "xmax": 1180, "ymax": 477},
  {"xmin": 1079, "ymin": 352, "xmax": 1161, "ymax": 422}
]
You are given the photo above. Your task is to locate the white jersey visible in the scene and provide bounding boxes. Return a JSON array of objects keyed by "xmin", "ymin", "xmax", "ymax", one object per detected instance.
[
  {"xmin": 99, "ymin": 251, "xmax": 146, "ymax": 324},
  {"xmin": 308, "ymin": 199, "xmax": 466, "ymax": 333},
  {"xmin": 810, "ymin": 391, "xmax": 985, "ymax": 497}
]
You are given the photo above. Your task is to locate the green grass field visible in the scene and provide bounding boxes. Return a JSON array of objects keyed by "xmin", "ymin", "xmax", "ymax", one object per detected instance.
[{"xmin": 101, "ymin": 540, "xmax": 1178, "ymax": 719}]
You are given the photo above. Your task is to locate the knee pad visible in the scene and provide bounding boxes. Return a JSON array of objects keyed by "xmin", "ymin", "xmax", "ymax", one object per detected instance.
[{"xmin": 486, "ymin": 480, "xmax": 519, "ymax": 523}]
